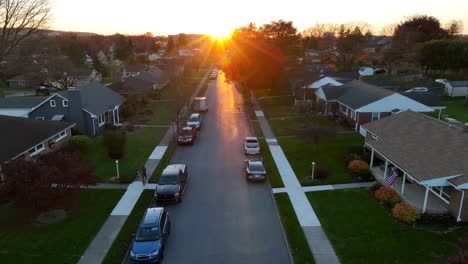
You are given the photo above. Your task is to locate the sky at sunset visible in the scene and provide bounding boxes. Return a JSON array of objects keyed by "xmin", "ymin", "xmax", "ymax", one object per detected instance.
[{"xmin": 51, "ymin": 0, "xmax": 468, "ymax": 36}]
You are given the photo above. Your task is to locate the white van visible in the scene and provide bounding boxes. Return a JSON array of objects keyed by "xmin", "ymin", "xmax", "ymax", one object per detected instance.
[{"xmin": 193, "ymin": 97, "xmax": 208, "ymax": 112}]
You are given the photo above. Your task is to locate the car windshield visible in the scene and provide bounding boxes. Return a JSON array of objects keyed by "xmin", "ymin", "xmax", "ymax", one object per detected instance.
[
  {"xmin": 181, "ymin": 129, "xmax": 192, "ymax": 136},
  {"xmin": 189, "ymin": 117, "xmax": 199, "ymax": 122},
  {"xmin": 250, "ymin": 164, "xmax": 264, "ymax": 172},
  {"xmin": 158, "ymin": 174, "xmax": 179, "ymax": 185},
  {"xmin": 246, "ymin": 139, "xmax": 258, "ymax": 144},
  {"xmin": 135, "ymin": 226, "xmax": 160, "ymax": 242}
]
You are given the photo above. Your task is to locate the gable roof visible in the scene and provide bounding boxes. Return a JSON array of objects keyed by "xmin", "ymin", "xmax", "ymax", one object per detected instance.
[
  {"xmin": 307, "ymin": 77, "xmax": 343, "ymax": 89},
  {"xmin": 134, "ymin": 69, "xmax": 167, "ymax": 83},
  {"xmin": 59, "ymin": 82, "xmax": 124, "ymax": 116},
  {"xmin": 400, "ymin": 92, "xmax": 445, "ymax": 108},
  {"xmin": 321, "ymin": 86, "xmax": 346, "ymax": 101},
  {"xmin": 0, "ymin": 115, "xmax": 75, "ymax": 163},
  {"xmin": 0, "ymin": 98, "xmax": 44, "ymax": 109},
  {"xmin": 363, "ymin": 79, "xmax": 400, "ymax": 89},
  {"xmin": 337, "ymin": 80, "xmax": 393, "ymax": 109},
  {"xmin": 327, "ymin": 72, "xmax": 359, "ymax": 82},
  {"xmin": 363, "ymin": 111, "xmax": 468, "ymax": 183},
  {"xmin": 109, "ymin": 77, "xmax": 154, "ymax": 95}
]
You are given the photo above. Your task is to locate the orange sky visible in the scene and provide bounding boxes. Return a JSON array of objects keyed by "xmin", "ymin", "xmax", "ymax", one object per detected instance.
[{"xmin": 51, "ymin": 0, "xmax": 468, "ymax": 36}]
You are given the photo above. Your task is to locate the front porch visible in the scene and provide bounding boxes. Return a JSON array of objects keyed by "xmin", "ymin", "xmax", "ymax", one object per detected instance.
[{"xmin": 370, "ymin": 166, "xmax": 449, "ymax": 214}]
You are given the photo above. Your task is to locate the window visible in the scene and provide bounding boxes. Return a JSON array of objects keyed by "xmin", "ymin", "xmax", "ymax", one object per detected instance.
[
  {"xmin": 98, "ymin": 114, "xmax": 105, "ymax": 126},
  {"xmin": 339, "ymin": 104, "xmax": 347, "ymax": 114},
  {"xmin": 351, "ymin": 111, "xmax": 356, "ymax": 120},
  {"xmin": 50, "ymin": 100, "xmax": 56, "ymax": 107},
  {"xmin": 371, "ymin": 112, "xmax": 380, "ymax": 122},
  {"xmin": 19, "ymin": 81, "xmax": 25, "ymax": 86},
  {"xmin": 62, "ymin": 100, "xmax": 69, "ymax": 107},
  {"xmin": 35, "ymin": 117, "xmax": 45, "ymax": 120},
  {"xmin": 54, "ymin": 130, "xmax": 67, "ymax": 142},
  {"xmin": 29, "ymin": 143, "xmax": 45, "ymax": 156}
]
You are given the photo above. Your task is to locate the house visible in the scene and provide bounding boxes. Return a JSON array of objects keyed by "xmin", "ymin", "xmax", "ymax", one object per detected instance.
[
  {"xmin": 315, "ymin": 85, "xmax": 346, "ymax": 116},
  {"xmin": 363, "ymin": 111, "xmax": 468, "ymax": 221},
  {"xmin": 0, "ymin": 82, "xmax": 124, "ymax": 135},
  {"xmin": 134, "ymin": 67, "xmax": 169, "ymax": 89},
  {"xmin": 445, "ymin": 81, "xmax": 468, "ymax": 97},
  {"xmin": 305, "ymin": 77, "xmax": 343, "ymax": 89},
  {"xmin": 400, "ymin": 91, "xmax": 446, "ymax": 118},
  {"xmin": 0, "ymin": 115, "xmax": 74, "ymax": 165},
  {"xmin": 7, "ymin": 74, "xmax": 42, "ymax": 88},
  {"xmin": 363, "ymin": 79, "xmax": 400, "ymax": 91},
  {"xmin": 315, "ymin": 80, "xmax": 434, "ymax": 133},
  {"xmin": 122, "ymin": 64, "xmax": 147, "ymax": 79},
  {"xmin": 109, "ymin": 77, "xmax": 155, "ymax": 98}
]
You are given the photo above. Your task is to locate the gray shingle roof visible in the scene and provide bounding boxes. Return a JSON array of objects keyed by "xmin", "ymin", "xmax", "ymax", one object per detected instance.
[
  {"xmin": 337, "ymin": 80, "xmax": 393, "ymax": 109},
  {"xmin": 449, "ymin": 175, "xmax": 468, "ymax": 187},
  {"xmin": 449, "ymin": 81, "xmax": 468, "ymax": 87},
  {"xmin": 363, "ymin": 111, "xmax": 468, "ymax": 183},
  {"xmin": 0, "ymin": 98, "xmax": 44, "ymax": 108},
  {"xmin": 321, "ymin": 86, "xmax": 346, "ymax": 101},
  {"xmin": 0, "ymin": 115, "xmax": 74, "ymax": 163},
  {"xmin": 400, "ymin": 92, "xmax": 445, "ymax": 108},
  {"xmin": 109, "ymin": 78, "xmax": 154, "ymax": 95},
  {"xmin": 59, "ymin": 82, "xmax": 124, "ymax": 116}
]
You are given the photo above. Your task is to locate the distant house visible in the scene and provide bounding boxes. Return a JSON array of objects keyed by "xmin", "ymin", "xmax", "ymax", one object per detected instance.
[
  {"xmin": 0, "ymin": 82, "xmax": 124, "ymax": 135},
  {"xmin": 7, "ymin": 74, "xmax": 42, "ymax": 88},
  {"xmin": 315, "ymin": 80, "xmax": 434, "ymax": 133},
  {"xmin": 122, "ymin": 64, "xmax": 147, "ymax": 79},
  {"xmin": 134, "ymin": 67, "xmax": 169, "ymax": 90},
  {"xmin": 445, "ymin": 81, "xmax": 468, "ymax": 97},
  {"xmin": 0, "ymin": 115, "xmax": 74, "ymax": 165},
  {"xmin": 305, "ymin": 77, "xmax": 343, "ymax": 89},
  {"xmin": 109, "ymin": 77, "xmax": 155, "ymax": 99},
  {"xmin": 363, "ymin": 111, "xmax": 468, "ymax": 221}
]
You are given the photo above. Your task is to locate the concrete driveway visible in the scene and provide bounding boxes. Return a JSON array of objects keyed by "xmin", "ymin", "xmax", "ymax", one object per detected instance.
[{"xmin": 126, "ymin": 73, "xmax": 291, "ymax": 264}]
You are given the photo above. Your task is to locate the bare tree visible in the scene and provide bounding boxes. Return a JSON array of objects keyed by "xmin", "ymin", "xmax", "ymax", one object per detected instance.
[
  {"xmin": 0, "ymin": 0, "xmax": 51, "ymax": 62},
  {"xmin": 380, "ymin": 23, "xmax": 398, "ymax": 36},
  {"xmin": 445, "ymin": 19, "xmax": 464, "ymax": 36}
]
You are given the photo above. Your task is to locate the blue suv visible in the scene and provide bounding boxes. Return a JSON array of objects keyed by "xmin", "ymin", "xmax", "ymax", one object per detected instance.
[{"xmin": 130, "ymin": 207, "xmax": 170, "ymax": 263}]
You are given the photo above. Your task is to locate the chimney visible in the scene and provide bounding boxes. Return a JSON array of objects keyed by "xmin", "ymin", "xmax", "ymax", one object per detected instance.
[{"xmin": 67, "ymin": 87, "xmax": 85, "ymax": 133}]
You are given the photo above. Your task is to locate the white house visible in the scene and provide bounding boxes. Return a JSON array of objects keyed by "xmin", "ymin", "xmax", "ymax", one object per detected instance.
[
  {"xmin": 445, "ymin": 81, "xmax": 468, "ymax": 98},
  {"xmin": 305, "ymin": 77, "xmax": 343, "ymax": 89}
]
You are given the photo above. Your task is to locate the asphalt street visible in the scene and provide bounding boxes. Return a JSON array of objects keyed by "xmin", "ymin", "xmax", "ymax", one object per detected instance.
[{"xmin": 127, "ymin": 72, "xmax": 291, "ymax": 264}]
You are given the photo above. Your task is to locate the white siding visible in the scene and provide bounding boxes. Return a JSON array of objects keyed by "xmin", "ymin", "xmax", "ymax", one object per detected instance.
[
  {"xmin": 315, "ymin": 88, "xmax": 326, "ymax": 100},
  {"xmin": 357, "ymin": 94, "xmax": 434, "ymax": 113},
  {"xmin": 446, "ymin": 84, "xmax": 468, "ymax": 97}
]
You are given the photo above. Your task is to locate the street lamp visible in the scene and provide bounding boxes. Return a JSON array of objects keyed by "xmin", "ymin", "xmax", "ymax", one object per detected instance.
[
  {"xmin": 311, "ymin": 161, "xmax": 316, "ymax": 180},
  {"xmin": 115, "ymin": 160, "xmax": 120, "ymax": 179}
]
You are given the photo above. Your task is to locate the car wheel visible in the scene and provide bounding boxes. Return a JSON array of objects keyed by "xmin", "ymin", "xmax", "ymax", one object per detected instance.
[{"xmin": 178, "ymin": 197, "xmax": 183, "ymax": 203}]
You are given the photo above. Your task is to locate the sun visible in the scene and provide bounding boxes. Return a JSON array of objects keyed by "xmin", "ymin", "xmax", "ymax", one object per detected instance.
[{"xmin": 209, "ymin": 29, "xmax": 232, "ymax": 41}]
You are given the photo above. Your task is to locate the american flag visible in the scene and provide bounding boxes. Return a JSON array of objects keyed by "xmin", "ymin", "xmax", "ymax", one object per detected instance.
[{"xmin": 387, "ymin": 169, "xmax": 398, "ymax": 186}]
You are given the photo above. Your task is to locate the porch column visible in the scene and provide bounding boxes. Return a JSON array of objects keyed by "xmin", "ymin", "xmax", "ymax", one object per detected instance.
[
  {"xmin": 112, "ymin": 110, "xmax": 116, "ymax": 125},
  {"xmin": 401, "ymin": 173, "xmax": 406, "ymax": 194},
  {"xmin": 457, "ymin": 190, "xmax": 465, "ymax": 222},
  {"xmin": 370, "ymin": 148, "xmax": 375, "ymax": 168},
  {"xmin": 116, "ymin": 106, "xmax": 120, "ymax": 123},
  {"xmin": 384, "ymin": 160, "xmax": 388, "ymax": 179},
  {"xmin": 423, "ymin": 186, "xmax": 430, "ymax": 213},
  {"xmin": 438, "ymin": 109, "xmax": 442, "ymax": 119},
  {"xmin": 325, "ymin": 102, "xmax": 328, "ymax": 115}
]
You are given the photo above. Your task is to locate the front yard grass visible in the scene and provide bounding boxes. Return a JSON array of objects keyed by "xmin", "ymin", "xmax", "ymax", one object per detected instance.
[
  {"xmin": 439, "ymin": 98, "xmax": 468, "ymax": 123},
  {"xmin": 275, "ymin": 193, "xmax": 315, "ymax": 264},
  {"xmin": 257, "ymin": 96, "xmax": 295, "ymax": 118},
  {"xmin": 88, "ymin": 127, "xmax": 167, "ymax": 183},
  {"xmin": 103, "ymin": 190, "xmax": 154, "ymax": 264},
  {"xmin": 307, "ymin": 189, "xmax": 467, "ymax": 264},
  {"xmin": 278, "ymin": 133, "xmax": 364, "ymax": 185},
  {"xmin": 269, "ymin": 116, "xmax": 336, "ymax": 137},
  {"xmin": 0, "ymin": 189, "xmax": 124, "ymax": 264}
]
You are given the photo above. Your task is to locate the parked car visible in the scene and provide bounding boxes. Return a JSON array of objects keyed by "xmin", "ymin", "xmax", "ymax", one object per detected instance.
[
  {"xmin": 154, "ymin": 164, "xmax": 188, "ymax": 203},
  {"xmin": 35, "ymin": 86, "xmax": 50, "ymax": 96},
  {"xmin": 244, "ymin": 136, "xmax": 260, "ymax": 155},
  {"xmin": 193, "ymin": 97, "xmax": 208, "ymax": 112},
  {"xmin": 130, "ymin": 207, "xmax": 170, "ymax": 264},
  {"xmin": 405, "ymin": 87, "xmax": 429, "ymax": 93},
  {"xmin": 177, "ymin": 126, "xmax": 197, "ymax": 145},
  {"xmin": 187, "ymin": 113, "xmax": 202, "ymax": 130},
  {"xmin": 210, "ymin": 73, "xmax": 217, "ymax": 80},
  {"xmin": 373, "ymin": 68, "xmax": 387, "ymax": 74},
  {"xmin": 244, "ymin": 159, "xmax": 267, "ymax": 182}
]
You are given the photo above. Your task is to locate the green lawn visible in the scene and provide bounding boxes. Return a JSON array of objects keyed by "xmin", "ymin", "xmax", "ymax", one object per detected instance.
[
  {"xmin": 103, "ymin": 190, "xmax": 154, "ymax": 264},
  {"xmin": 88, "ymin": 127, "xmax": 167, "ymax": 183},
  {"xmin": 259, "ymin": 138, "xmax": 284, "ymax": 188},
  {"xmin": 257, "ymin": 96, "xmax": 295, "ymax": 118},
  {"xmin": 149, "ymin": 141, "xmax": 176, "ymax": 183},
  {"xmin": 269, "ymin": 116, "xmax": 336, "ymax": 137},
  {"xmin": 275, "ymin": 193, "xmax": 315, "ymax": 264},
  {"xmin": 0, "ymin": 189, "xmax": 124, "ymax": 264},
  {"xmin": 308, "ymin": 189, "xmax": 467, "ymax": 264},
  {"xmin": 144, "ymin": 100, "xmax": 178, "ymax": 125},
  {"xmin": 278, "ymin": 133, "xmax": 364, "ymax": 185},
  {"xmin": 440, "ymin": 98, "xmax": 468, "ymax": 123}
]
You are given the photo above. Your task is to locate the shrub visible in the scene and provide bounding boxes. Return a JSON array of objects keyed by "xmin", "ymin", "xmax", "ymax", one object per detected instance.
[
  {"xmin": 392, "ymin": 202, "xmax": 421, "ymax": 223},
  {"xmin": 313, "ymin": 167, "xmax": 329, "ymax": 180},
  {"xmin": 374, "ymin": 186, "xmax": 400, "ymax": 206},
  {"xmin": 68, "ymin": 135, "xmax": 92, "ymax": 154},
  {"xmin": 103, "ymin": 128, "xmax": 127, "ymax": 160},
  {"xmin": 348, "ymin": 160, "xmax": 369, "ymax": 173},
  {"xmin": 370, "ymin": 182, "xmax": 383, "ymax": 193}
]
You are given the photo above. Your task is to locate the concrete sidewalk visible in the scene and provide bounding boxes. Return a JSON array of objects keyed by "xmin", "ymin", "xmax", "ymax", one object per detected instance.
[
  {"xmin": 251, "ymin": 95, "xmax": 341, "ymax": 264},
  {"xmin": 272, "ymin": 182, "xmax": 376, "ymax": 194}
]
